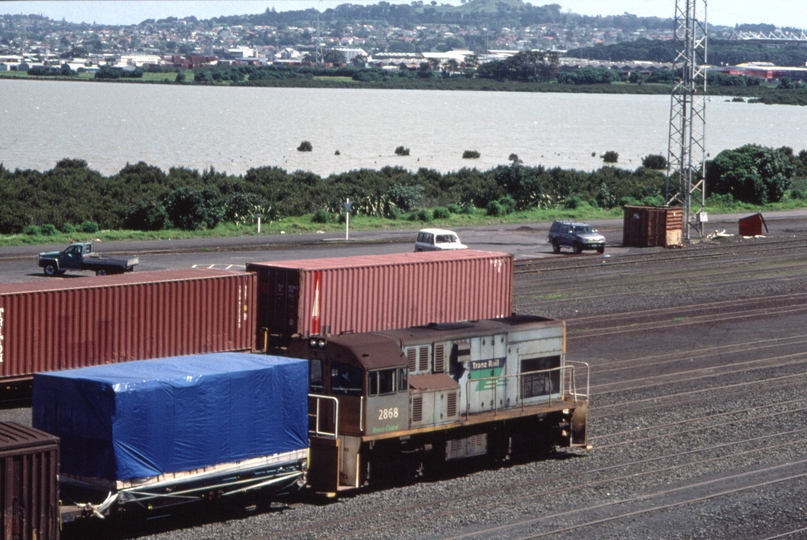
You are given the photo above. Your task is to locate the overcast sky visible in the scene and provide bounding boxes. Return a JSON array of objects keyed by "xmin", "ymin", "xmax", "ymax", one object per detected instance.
[{"xmin": 2, "ymin": 1, "xmax": 805, "ymax": 30}]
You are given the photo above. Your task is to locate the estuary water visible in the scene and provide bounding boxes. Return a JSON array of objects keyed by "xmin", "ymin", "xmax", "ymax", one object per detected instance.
[{"xmin": 1, "ymin": 78, "xmax": 805, "ymax": 177}]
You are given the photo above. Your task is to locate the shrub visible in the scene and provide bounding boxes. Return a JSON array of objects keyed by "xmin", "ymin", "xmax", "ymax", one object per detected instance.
[
  {"xmin": 387, "ymin": 184, "xmax": 424, "ymax": 212},
  {"xmin": 641, "ymin": 194, "xmax": 666, "ymax": 206},
  {"xmin": 791, "ymin": 189, "xmax": 804, "ymax": 200},
  {"xmin": 433, "ymin": 207, "xmax": 451, "ymax": 219},
  {"xmin": 124, "ymin": 200, "xmax": 170, "ymax": 231},
  {"xmin": 486, "ymin": 196, "xmax": 515, "ymax": 217},
  {"xmin": 312, "ymin": 209, "xmax": 330, "ymax": 223},
  {"xmin": 395, "ymin": 146, "xmax": 410, "ymax": 156},
  {"xmin": 447, "ymin": 203, "xmax": 462, "ymax": 214},
  {"xmin": 407, "ymin": 209, "xmax": 432, "ymax": 222},
  {"xmin": 462, "ymin": 150, "xmax": 480, "ymax": 159},
  {"xmin": 164, "ymin": 187, "xmax": 223, "ymax": 230},
  {"xmin": 564, "ymin": 196, "xmax": 581, "ymax": 210},
  {"xmin": 642, "ymin": 154, "xmax": 667, "ymax": 170},
  {"xmin": 80, "ymin": 221, "xmax": 99, "ymax": 233},
  {"xmin": 387, "ymin": 207, "xmax": 404, "ymax": 220},
  {"xmin": 297, "ymin": 141, "xmax": 313, "ymax": 152},
  {"xmin": 602, "ymin": 151, "xmax": 619, "ymax": 164},
  {"xmin": 24, "ymin": 225, "xmax": 41, "ymax": 236},
  {"xmin": 40, "ymin": 224, "xmax": 59, "ymax": 236},
  {"xmin": 619, "ymin": 196, "xmax": 641, "ymax": 207},
  {"xmin": 222, "ymin": 192, "xmax": 269, "ymax": 225},
  {"xmin": 61, "ymin": 223, "xmax": 76, "ymax": 234}
]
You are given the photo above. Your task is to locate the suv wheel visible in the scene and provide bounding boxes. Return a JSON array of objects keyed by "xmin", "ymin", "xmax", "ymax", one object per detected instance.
[
  {"xmin": 597, "ymin": 246, "xmax": 605, "ymax": 254},
  {"xmin": 552, "ymin": 240, "xmax": 560, "ymax": 254},
  {"xmin": 573, "ymin": 242, "xmax": 582, "ymax": 254}
]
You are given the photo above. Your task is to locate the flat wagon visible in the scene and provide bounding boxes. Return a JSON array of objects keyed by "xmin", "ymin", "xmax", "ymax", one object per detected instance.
[{"xmin": 32, "ymin": 353, "xmax": 308, "ymax": 520}]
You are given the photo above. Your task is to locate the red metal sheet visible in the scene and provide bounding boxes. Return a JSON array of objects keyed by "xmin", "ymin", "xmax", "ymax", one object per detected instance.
[
  {"xmin": 247, "ymin": 251, "xmax": 513, "ymax": 348},
  {"xmin": 0, "ymin": 270, "xmax": 256, "ymax": 382},
  {"xmin": 0, "ymin": 422, "xmax": 59, "ymax": 540},
  {"xmin": 738, "ymin": 213, "xmax": 767, "ymax": 236}
]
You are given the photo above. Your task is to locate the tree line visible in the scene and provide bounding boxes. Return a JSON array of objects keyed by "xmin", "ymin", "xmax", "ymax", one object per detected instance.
[
  {"xmin": 567, "ymin": 38, "xmax": 807, "ymax": 68},
  {"xmin": 2, "ymin": 145, "xmax": 805, "ymax": 235}
]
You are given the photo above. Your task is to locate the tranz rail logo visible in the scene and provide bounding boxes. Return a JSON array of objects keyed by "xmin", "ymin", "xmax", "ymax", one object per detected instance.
[
  {"xmin": 470, "ymin": 358, "xmax": 505, "ymax": 390},
  {"xmin": 470, "ymin": 358, "xmax": 504, "ymax": 371}
]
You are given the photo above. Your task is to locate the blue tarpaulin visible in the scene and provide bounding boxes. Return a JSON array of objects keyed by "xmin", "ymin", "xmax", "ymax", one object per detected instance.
[{"xmin": 32, "ymin": 353, "xmax": 309, "ymax": 482}]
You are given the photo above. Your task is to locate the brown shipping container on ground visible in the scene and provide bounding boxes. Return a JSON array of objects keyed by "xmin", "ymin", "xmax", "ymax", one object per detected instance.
[
  {"xmin": 623, "ymin": 205, "xmax": 684, "ymax": 248},
  {"xmin": 247, "ymin": 250, "xmax": 514, "ymax": 349},
  {"xmin": 0, "ymin": 422, "xmax": 59, "ymax": 540},
  {"xmin": 0, "ymin": 270, "xmax": 256, "ymax": 382}
]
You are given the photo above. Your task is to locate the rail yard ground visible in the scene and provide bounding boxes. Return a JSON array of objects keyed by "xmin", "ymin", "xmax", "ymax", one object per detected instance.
[{"xmin": 3, "ymin": 214, "xmax": 807, "ymax": 539}]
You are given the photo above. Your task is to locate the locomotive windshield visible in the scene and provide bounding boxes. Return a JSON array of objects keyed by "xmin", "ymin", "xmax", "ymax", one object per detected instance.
[{"xmin": 331, "ymin": 361, "xmax": 363, "ymax": 396}]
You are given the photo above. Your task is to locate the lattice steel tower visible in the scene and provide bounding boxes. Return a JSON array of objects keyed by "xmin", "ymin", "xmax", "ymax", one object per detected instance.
[{"xmin": 666, "ymin": 0, "xmax": 708, "ymax": 240}]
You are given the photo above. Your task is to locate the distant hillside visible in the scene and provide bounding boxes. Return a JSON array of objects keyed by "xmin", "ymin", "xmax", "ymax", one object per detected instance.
[{"xmin": 212, "ymin": 1, "xmax": 669, "ymax": 31}]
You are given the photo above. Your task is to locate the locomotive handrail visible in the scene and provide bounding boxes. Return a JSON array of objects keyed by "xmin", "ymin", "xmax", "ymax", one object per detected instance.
[
  {"xmin": 565, "ymin": 361, "xmax": 590, "ymax": 402},
  {"xmin": 464, "ymin": 365, "xmax": 588, "ymax": 419},
  {"xmin": 308, "ymin": 393, "xmax": 339, "ymax": 439}
]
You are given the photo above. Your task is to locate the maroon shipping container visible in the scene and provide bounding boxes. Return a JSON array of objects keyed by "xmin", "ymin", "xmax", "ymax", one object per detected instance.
[
  {"xmin": 0, "ymin": 270, "xmax": 256, "ymax": 382},
  {"xmin": 0, "ymin": 423, "xmax": 59, "ymax": 540},
  {"xmin": 623, "ymin": 205, "xmax": 684, "ymax": 248},
  {"xmin": 247, "ymin": 250, "xmax": 514, "ymax": 350}
]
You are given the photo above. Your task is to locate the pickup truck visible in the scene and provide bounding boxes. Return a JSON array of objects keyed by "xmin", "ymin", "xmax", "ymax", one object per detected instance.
[{"xmin": 37, "ymin": 242, "xmax": 139, "ymax": 276}]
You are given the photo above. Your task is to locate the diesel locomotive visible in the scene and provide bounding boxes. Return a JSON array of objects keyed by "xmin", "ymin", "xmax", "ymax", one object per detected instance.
[{"xmin": 288, "ymin": 314, "xmax": 589, "ymax": 494}]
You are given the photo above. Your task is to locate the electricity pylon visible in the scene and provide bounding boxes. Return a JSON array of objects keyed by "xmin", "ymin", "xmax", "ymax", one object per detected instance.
[{"xmin": 666, "ymin": 0, "xmax": 708, "ymax": 240}]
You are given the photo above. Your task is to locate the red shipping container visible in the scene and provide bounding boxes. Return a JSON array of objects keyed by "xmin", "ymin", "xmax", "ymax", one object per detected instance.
[
  {"xmin": 0, "ymin": 270, "xmax": 256, "ymax": 382},
  {"xmin": 0, "ymin": 422, "xmax": 59, "ymax": 540},
  {"xmin": 247, "ymin": 250, "xmax": 514, "ymax": 350}
]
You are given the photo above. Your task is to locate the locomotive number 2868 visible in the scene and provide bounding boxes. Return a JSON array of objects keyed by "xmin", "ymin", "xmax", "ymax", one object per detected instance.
[{"xmin": 378, "ymin": 407, "xmax": 399, "ymax": 420}]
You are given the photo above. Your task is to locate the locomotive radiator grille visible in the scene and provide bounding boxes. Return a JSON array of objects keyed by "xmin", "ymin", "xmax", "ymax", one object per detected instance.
[
  {"xmin": 434, "ymin": 344, "xmax": 445, "ymax": 373},
  {"xmin": 412, "ymin": 395, "xmax": 423, "ymax": 422},
  {"xmin": 446, "ymin": 391, "xmax": 457, "ymax": 417}
]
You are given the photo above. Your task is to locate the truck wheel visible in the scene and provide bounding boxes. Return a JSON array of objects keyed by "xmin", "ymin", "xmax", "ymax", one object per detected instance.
[
  {"xmin": 552, "ymin": 240, "xmax": 560, "ymax": 254},
  {"xmin": 96, "ymin": 269, "xmax": 107, "ymax": 276},
  {"xmin": 573, "ymin": 242, "xmax": 583, "ymax": 254},
  {"xmin": 597, "ymin": 246, "xmax": 605, "ymax": 254},
  {"xmin": 44, "ymin": 263, "xmax": 58, "ymax": 277}
]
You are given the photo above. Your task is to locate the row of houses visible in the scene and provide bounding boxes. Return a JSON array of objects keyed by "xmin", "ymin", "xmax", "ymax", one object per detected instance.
[{"xmin": 2, "ymin": 49, "xmax": 804, "ymax": 81}]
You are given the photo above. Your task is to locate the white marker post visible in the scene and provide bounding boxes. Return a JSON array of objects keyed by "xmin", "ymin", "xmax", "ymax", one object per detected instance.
[
  {"xmin": 344, "ymin": 199, "xmax": 353, "ymax": 240},
  {"xmin": 254, "ymin": 214, "xmax": 262, "ymax": 233}
]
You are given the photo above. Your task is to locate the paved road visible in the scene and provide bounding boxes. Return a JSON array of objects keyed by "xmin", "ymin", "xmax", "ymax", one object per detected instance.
[{"xmin": 2, "ymin": 210, "xmax": 805, "ymax": 284}]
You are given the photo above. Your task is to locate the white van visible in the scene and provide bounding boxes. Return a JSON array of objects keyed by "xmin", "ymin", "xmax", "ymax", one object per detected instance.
[{"xmin": 414, "ymin": 228, "xmax": 467, "ymax": 252}]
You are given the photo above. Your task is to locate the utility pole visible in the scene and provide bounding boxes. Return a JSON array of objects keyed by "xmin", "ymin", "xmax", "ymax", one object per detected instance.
[{"xmin": 666, "ymin": 0, "xmax": 708, "ymax": 241}]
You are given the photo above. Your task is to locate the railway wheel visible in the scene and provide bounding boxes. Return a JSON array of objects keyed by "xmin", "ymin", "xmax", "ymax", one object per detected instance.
[
  {"xmin": 552, "ymin": 240, "xmax": 560, "ymax": 253},
  {"xmin": 44, "ymin": 263, "xmax": 58, "ymax": 277}
]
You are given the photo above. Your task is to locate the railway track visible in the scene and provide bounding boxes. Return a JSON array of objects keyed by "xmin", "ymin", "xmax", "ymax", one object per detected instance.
[{"xmin": 48, "ymin": 233, "xmax": 807, "ymax": 538}]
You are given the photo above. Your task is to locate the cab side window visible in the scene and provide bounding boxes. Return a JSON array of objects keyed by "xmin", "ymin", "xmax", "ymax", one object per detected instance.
[
  {"xmin": 368, "ymin": 368, "xmax": 396, "ymax": 396},
  {"xmin": 309, "ymin": 358, "xmax": 324, "ymax": 392}
]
